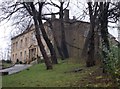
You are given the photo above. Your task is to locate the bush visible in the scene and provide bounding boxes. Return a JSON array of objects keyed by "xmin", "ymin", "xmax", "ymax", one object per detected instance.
[
  {"xmin": 1, "ymin": 60, "xmax": 6, "ymax": 63},
  {"xmin": 19, "ymin": 61, "xmax": 23, "ymax": 64},
  {"xmin": 6, "ymin": 60, "xmax": 12, "ymax": 63},
  {"xmin": 32, "ymin": 57, "xmax": 36, "ymax": 61},
  {"xmin": 1, "ymin": 60, "xmax": 11, "ymax": 63},
  {"xmin": 106, "ymin": 45, "xmax": 120, "ymax": 86},
  {"xmin": 37, "ymin": 56, "xmax": 44, "ymax": 63},
  {"xmin": 15, "ymin": 59, "xmax": 23, "ymax": 64},
  {"xmin": 23, "ymin": 61, "xmax": 27, "ymax": 64},
  {"xmin": 40, "ymin": 59, "xmax": 44, "ymax": 63}
]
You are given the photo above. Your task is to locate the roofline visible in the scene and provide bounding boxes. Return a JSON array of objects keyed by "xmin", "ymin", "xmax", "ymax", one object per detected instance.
[
  {"xmin": 11, "ymin": 24, "xmax": 34, "ymax": 40},
  {"xmin": 48, "ymin": 17, "xmax": 90, "ymax": 24}
]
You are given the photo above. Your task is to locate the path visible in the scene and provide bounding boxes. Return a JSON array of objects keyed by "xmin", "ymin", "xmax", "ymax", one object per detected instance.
[{"xmin": 0, "ymin": 64, "xmax": 31, "ymax": 75}]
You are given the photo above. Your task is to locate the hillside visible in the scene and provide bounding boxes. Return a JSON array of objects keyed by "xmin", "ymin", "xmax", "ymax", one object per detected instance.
[{"xmin": 2, "ymin": 59, "xmax": 117, "ymax": 88}]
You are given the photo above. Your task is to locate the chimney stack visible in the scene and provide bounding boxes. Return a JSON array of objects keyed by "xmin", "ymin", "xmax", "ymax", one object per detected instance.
[
  {"xmin": 64, "ymin": 9, "xmax": 69, "ymax": 21},
  {"xmin": 73, "ymin": 16, "xmax": 76, "ymax": 21},
  {"xmin": 51, "ymin": 14, "xmax": 56, "ymax": 21}
]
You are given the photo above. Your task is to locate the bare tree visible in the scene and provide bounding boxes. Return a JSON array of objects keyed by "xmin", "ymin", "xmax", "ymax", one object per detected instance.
[
  {"xmin": 81, "ymin": 2, "xmax": 99, "ymax": 67},
  {"xmin": 23, "ymin": 1, "xmax": 58, "ymax": 64},
  {"xmin": 98, "ymin": 2, "xmax": 110, "ymax": 73},
  {"xmin": 0, "ymin": 1, "xmax": 54, "ymax": 69},
  {"xmin": 82, "ymin": 1, "xmax": 120, "ymax": 71},
  {"xmin": 85, "ymin": 2, "xmax": 99, "ymax": 67},
  {"xmin": 43, "ymin": 17, "xmax": 64, "ymax": 60},
  {"xmin": 48, "ymin": 0, "xmax": 70, "ymax": 59},
  {"xmin": 29, "ymin": 2, "xmax": 53, "ymax": 69}
]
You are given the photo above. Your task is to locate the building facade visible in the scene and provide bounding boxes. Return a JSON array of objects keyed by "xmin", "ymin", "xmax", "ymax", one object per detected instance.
[
  {"xmin": 11, "ymin": 9, "xmax": 100, "ymax": 63},
  {"xmin": 44, "ymin": 10, "xmax": 91, "ymax": 59},
  {"xmin": 11, "ymin": 9, "xmax": 91, "ymax": 64},
  {"xmin": 11, "ymin": 25, "xmax": 49, "ymax": 64}
]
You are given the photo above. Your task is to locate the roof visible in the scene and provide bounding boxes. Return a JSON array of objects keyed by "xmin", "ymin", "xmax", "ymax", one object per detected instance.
[
  {"xmin": 11, "ymin": 24, "xmax": 34, "ymax": 40},
  {"xmin": 11, "ymin": 17, "xmax": 90, "ymax": 40},
  {"xmin": 45, "ymin": 17, "xmax": 90, "ymax": 25}
]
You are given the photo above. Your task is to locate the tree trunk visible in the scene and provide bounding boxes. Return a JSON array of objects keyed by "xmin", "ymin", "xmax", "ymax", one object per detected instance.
[
  {"xmin": 37, "ymin": 3, "xmax": 58, "ymax": 64},
  {"xmin": 118, "ymin": 43, "xmax": 120, "ymax": 68},
  {"xmin": 35, "ymin": 32, "xmax": 53, "ymax": 70},
  {"xmin": 29, "ymin": 2, "xmax": 53, "ymax": 69},
  {"xmin": 81, "ymin": 24, "xmax": 93, "ymax": 58},
  {"xmin": 86, "ymin": 2, "xmax": 96, "ymax": 67},
  {"xmin": 38, "ymin": 19, "xmax": 58, "ymax": 64},
  {"xmin": 48, "ymin": 20, "xmax": 64, "ymax": 60},
  {"xmin": 33, "ymin": 16, "xmax": 52, "ymax": 70},
  {"xmin": 59, "ymin": 2, "xmax": 69, "ymax": 58},
  {"xmin": 86, "ymin": 25, "xmax": 95, "ymax": 67},
  {"xmin": 99, "ymin": 2, "xmax": 110, "ymax": 73},
  {"xmin": 54, "ymin": 37, "xmax": 65, "ymax": 60}
]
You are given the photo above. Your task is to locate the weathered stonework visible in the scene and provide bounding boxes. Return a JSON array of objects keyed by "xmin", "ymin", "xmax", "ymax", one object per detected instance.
[{"xmin": 11, "ymin": 25, "xmax": 49, "ymax": 64}]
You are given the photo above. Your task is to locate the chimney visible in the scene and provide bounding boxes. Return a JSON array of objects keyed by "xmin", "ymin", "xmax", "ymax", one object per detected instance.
[
  {"xmin": 51, "ymin": 14, "xmax": 56, "ymax": 21},
  {"xmin": 64, "ymin": 9, "xmax": 69, "ymax": 21},
  {"xmin": 73, "ymin": 16, "xmax": 76, "ymax": 21}
]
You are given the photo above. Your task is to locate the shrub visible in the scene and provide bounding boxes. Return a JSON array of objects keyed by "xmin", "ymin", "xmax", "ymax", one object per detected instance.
[
  {"xmin": 19, "ymin": 61, "xmax": 23, "ymax": 64},
  {"xmin": 100, "ymin": 43, "xmax": 120, "ymax": 86},
  {"xmin": 6, "ymin": 60, "xmax": 12, "ymax": 63},
  {"xmin": 1, "ymin": 60, "xmax": 6, "ymax": 63},
  {"xmin": 106, "ymin": 45, "xmax": 120, "ymax": 86},
  {"xmin": 32, "ymin": 57, "xmax": 36, "ymax": 61},
  {"xmin": 37, "ymin": 56, "xmax": 44, "ymax": 63},
  {"xmin": 15, "ymin": 59, "xmax": 23, "ymax": 64},
  {"xmin": 23, "ymin": 61, "xmax": 27, "ymax": 64}
]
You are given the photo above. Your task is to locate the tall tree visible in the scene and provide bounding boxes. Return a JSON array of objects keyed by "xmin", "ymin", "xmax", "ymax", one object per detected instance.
[
  {"xmin": 59, "ymin": 2, "xmax": 69, "ymax": 58},
  {"xmin": 49, "ymin": 0, "xmax": 69, "ymax": 59},
  {"xmin": 23, "ymin": 2, "xmax": 58, "ymax": 65},
  {"xmin": 99, "ymin": 2, "xmax": 110, "ymax": 73},
  {"xmin": 86, "ymin": 2, "xmax": 95, "ymax": 67},
  {"xmin": 82, "ymin": 2, "xmax": 99, "ymax": 67},
  {"xmin": 0, "ymin": 1, "xmax": 57, "ymax": 69},
  {"xmin": 43, "ymin": 17, "xmax": 64, "ymax": 60},
  {"xmin": 37, "ymin": 2, "xmax": 58, "ymax": 64},
  {"xmin": 20, "ymin": 2, "xmax": 54, "ymax": 69}
]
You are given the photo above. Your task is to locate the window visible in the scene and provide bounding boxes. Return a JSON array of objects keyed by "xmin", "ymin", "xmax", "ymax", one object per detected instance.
[
  {"xmin": 20, "ymin": 39, "xmax": 23, "ymax": 48},
  {"xmin": 16, "ymin": 42, "xmax": 18, "ymax": 50},
  {"xmin": 31, "ymin": 32, "xmax": 36, "ymax": 42},
  {"xmin": 15, "ymin": 53, "xmax": 17, "ymax": 60},
  {"xmin": 13, "ymin": 43, "xmax": 15, "ymax": 51},
  {"xmin": 84, "ymin": 30, "xmax": 89, "ymax": 37},
  {"xmin": 24, "ymin": 51, "xmax": 26, "ymax": 60},
  {"xmin": 25, "ymin": 38, "xmax": 27, "ymax": 46},
  {"xmin": 20, "ymin": 52, "xmax": 22, "ymax": 61},
  {"xmin": 13, "ymin": 54, "xmax": 14, "ymax": 60}
]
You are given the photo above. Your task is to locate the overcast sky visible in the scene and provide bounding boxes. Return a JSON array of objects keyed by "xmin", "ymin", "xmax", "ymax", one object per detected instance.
[{"xmin": 0, "ymin": 0, "xmax": 118, "ymax": 60}]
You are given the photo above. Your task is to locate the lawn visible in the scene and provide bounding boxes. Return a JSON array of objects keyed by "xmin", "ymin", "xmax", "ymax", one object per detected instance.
[
  {"xmin": 2, "ymin": 63, "xmax": 13, "ymax": 69},
  {"xmin": 1, "ymin": 61, "xmax": 13, "ymax": 69},
  {"xmin": 2, "ymin": 59, "xmax": 117, "ymax": 87}
]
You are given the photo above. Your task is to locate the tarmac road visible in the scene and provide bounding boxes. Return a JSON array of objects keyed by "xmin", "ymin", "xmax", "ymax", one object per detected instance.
[{"xmin": 0, "ymin": 64, "xmax": 31, "ymax": 75}]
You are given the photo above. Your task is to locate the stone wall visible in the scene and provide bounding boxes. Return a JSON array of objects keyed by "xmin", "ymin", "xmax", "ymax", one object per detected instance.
[
  {"xmin": 11, "ymin": 26, "xmax": 49, "ymax": 64},
  {"xmin": 50, "ymin": 19, "xmax": 90, "ymax": 59}
]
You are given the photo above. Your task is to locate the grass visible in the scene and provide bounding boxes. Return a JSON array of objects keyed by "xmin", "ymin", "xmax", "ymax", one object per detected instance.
[
  {"xmin": 2, "ymin": 59, "xmax": 116, "ymax": 87},
  {"xmin": 1, "ymin": 62, "xmax": 13, "ymax": 69}
]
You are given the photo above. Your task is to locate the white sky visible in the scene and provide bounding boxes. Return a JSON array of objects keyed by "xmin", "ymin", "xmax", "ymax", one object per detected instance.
[{"xmin": 0, "ymin": 0, "xmax": 119, "ymax": 60}]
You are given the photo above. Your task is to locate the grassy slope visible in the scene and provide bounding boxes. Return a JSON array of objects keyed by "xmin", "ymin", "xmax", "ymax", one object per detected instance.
[
  {"xmin": 2, "ymin": 63, "xmax": 13, "ymax": 69},
  {"xmin": 3, "ymin": 59, "xmax": 116, "ymax": 87}
]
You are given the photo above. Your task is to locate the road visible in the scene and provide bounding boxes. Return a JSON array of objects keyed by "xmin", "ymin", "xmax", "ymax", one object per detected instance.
[{"xmin": 0, "ymin": 64, "xmax": 31, "ymax": 75}]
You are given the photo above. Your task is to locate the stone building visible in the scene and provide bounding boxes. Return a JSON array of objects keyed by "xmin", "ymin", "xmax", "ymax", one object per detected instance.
[
  {"xmin": 45, "ymin": 9, "xmax": 118, "ymax": 59},
  {"xmin": 11, "ymin": 25, "xmax": 50, "ymax": 64},
  {"xmin": 11, "ymin": 9, "xmax": 91, "ymax": 63},
  {"xmin": 12, "ymin": 9, "xmax": 103, "ymax": 64},
  {"xmin": 44, "ymin": 9, "xmax": 90, "ymax": 59}
]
